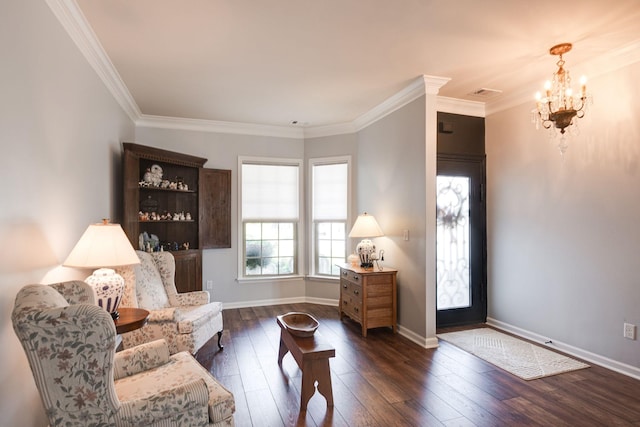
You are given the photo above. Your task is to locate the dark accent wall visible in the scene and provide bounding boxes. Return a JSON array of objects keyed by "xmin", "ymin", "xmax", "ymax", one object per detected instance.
[{"xmin": 437, "ymin": 112, "xmax": 485, "ymax": 155}]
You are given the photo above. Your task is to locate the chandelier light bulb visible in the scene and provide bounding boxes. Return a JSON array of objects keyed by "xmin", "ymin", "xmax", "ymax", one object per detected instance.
[{"xmin": 580, "ymin": 75, "xmax": 587, "ymax": 96}]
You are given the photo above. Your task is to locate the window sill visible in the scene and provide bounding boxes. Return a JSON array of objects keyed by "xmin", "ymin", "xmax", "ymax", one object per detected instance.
[
  {"xmin": 236, "ymin": 274, "xmax": 305, "ymax": 284},
  {"xmin": 306, "ymin": 275, "xmax": 340, "ymax": 283}
]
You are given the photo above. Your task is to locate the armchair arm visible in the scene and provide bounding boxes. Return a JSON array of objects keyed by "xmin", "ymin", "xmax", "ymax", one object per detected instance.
[
  {"xmin": 171, "ymin": 291, "xmax": 210, "ymax": 307},
  {"xmin": 146, "ymin": 307, "xmax": 179, "ymax": 322},
  {"xmin": 114, "ymin": 339, "xmax": 170, "ymax": 380},
  {"xmin": 116, "ymin": 378, "xmax": 210, "ymax": 427},
  {"xmin": 49, "ymin": 280, "xmax": 95, "ymax": 305}
]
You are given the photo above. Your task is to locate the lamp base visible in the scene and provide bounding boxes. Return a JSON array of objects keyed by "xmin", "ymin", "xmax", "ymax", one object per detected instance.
[
  {"xmin": 356, "ymin": 239, "xmax": 376, "ymax": 269},
  {"xmin": 85, "ymin": 268, "xmax": 125, "ymax": 319}
]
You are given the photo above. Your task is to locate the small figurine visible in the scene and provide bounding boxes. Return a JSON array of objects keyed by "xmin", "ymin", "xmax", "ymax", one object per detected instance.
[
  {"xmin": 143, "ymin": 168, "xmax": 152, "ymax": 182},
  {"xmin": 347, "ymin": 253, "xmax": 359, "ymax": 266},
  {"xmin": 143, "ymin": 164, "xmax": 163, "ymax": 186}
]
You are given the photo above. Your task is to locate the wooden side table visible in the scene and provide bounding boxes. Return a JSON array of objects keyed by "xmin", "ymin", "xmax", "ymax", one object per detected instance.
[
  {"xmin": 338, "ymin": 263, "xmax": 398, "ymax": 337},
  {"xmin": 114, "ymin": 307, "xmax": 149, "ymax": 334}
]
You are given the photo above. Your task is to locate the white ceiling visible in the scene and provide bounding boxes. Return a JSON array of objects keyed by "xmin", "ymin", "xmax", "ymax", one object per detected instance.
[{"xmin": 70, "ymin": 0, "xmax": 640, "ymax": 132}]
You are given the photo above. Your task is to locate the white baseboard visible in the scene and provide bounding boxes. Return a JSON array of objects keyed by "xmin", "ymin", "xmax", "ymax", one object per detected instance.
[
  {"xmin": 487, "ymin": 317, "xmax": 640, "ymax": 381},
  {"xmin": 398, "ymin": 325, "xmax": 439, "ymax": 349},
  {"xmin": 222, "ymin": 296, "xmax": 338, "ymax": 310},
  {"xmin": 222, "ymin": 297, "xmax": 308, "ymax": 310},
  {"xmin": 305, "ymin": 297, "xmax": 339, "ymax": 307},
  {"xmin": 222, "ymin": 297, "xmax": 437, "ymax": 348}
]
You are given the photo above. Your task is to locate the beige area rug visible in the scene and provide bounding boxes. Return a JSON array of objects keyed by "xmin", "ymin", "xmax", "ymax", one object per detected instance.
[{"xmin": 437, "ymin": 328, "xmax": 589, "ymax": 380}]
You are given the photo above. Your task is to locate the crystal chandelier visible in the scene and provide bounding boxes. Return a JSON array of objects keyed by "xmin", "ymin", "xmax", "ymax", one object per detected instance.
[{"xmin": 533, "ymin": 43, "xmax": 591, "ymax": 155}]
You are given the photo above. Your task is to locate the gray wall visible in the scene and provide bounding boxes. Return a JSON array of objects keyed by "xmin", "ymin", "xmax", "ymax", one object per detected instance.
[
  {"xmin": 134, "ymin": 127, "xmax": 308, "ymax": 306},
  {"xmin": 3, "ymin": 2, "xmax": 639, "ymax": 424},
  {"xmin": 136, "ymin": 104, "xmax": 431, "ymax": 338},
  {"xmin": 357, "ymin": 97, "xmax": 428, "ymax": 336},
  {"xmin": 0, "ymin": 1, "xmax": 135, "ymax": 425},
  {"xmin": 133, "ymin": 128, "xmax": 362, "ymax": 307},
  {"xmin": 486, "ymin": 61, "xmax": 640, "ymax": 370}
]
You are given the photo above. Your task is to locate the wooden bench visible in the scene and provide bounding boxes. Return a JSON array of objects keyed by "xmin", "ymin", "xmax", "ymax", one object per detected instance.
[{"xmin": 276, "ymin": 315, "xmax": 335, "ymax": 410}]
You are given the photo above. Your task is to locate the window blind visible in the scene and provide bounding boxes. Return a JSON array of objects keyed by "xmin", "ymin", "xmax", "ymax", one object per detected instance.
[{"xmin": 242, "ymin": 163, "xmax": 299, "ymax": 220}]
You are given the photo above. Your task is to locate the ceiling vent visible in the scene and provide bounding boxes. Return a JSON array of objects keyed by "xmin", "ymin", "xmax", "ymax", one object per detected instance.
[{"xmin": 468, "ymin": 88, "xmax": 502, "ymax": 99}]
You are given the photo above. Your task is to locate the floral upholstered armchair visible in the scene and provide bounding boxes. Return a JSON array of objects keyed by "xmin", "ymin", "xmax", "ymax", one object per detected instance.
[
  {"xmin": 12, "ymin": 281, "xmax": 235, "ymax": 427},
  {"xmin": 116, "ymin": 250, "xmax": 224, "ymax": 354}
]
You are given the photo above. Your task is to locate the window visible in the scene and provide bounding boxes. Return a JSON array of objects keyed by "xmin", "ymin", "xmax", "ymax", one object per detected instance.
[
  {"xmin": 240, "ymin": 159, "xmax": 302, "ymax": 278},
  {"xmin": 310, "ymin": 158, "xmax": 350, "ymax": 277},
  {"xmin": 245, "ymin": 222, "xmax": 295, "ymax": 275}
]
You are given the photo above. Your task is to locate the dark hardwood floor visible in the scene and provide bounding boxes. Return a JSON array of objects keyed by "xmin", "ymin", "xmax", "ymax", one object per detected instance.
[{"xmin": 195, "ymin": 303, "xmax": 640, "ymax": 426}]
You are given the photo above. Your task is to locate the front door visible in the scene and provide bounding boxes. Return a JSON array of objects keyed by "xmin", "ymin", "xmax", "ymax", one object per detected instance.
[{"xmin": 436, "ymin": 154, "xmax": 486, "ymax": 327}]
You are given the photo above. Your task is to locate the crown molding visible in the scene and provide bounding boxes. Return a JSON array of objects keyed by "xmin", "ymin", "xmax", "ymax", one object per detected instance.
[
  {"xmin": 50, "ymin": 2, "xmax": 640, "ymax": 137},
  {"xmin": 304, "ymin": 75, "xmax": 456, "ymax": 138},
  {"xmin": 437, "ymin": 96, "xmax": 485, "ymax": 117},
  {"xmin": 137, "ymin": 115, "xmax": 305, "ymax": 139},
  {"xmin": 46, "ymin": 0, "xmax": 141, "ymax": 122},
  {"xmin": 352, "ymin": 76, "xmax": 427, "ymax": 132},
  {"xmin": 422, "ymin": 75, "xmax": 452, "ymax": 95},
  {"xmin": 138, "ymin": 75, "xmax": 462, "ymax": 140},
  {"xmin": 302, "ymin": 122, "xmax": 357, "ymax": 139},
  {"xmin": 50, "ymin": 2, "xmax": 476, "ymax": 137}
]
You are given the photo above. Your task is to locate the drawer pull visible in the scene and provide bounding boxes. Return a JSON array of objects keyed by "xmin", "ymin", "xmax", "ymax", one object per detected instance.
[
  {"xmin": 343, "ymin": 284, "xmax": 347, "ymax": 289},
  {"xmin": 354, "ymin": 307, "xmax": 359, "ymax": 312},
  {"xmin": 353, "ymin": 289, "xmax": 359, "ymax": 295},
  {"xmin": 352, "ymin": 275, "xmax": 359, "ymax": 280}
]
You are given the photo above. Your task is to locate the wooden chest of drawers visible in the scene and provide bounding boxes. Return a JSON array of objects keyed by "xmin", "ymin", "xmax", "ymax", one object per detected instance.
[{"xmin": 338, "ymin": 264, "xmax": 398, "ymax": 337}]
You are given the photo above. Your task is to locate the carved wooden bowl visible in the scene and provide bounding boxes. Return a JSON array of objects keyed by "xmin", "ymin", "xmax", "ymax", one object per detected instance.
[{"xmin": 279, "ymin": 312, "xmax": 319, "ymax": 337}]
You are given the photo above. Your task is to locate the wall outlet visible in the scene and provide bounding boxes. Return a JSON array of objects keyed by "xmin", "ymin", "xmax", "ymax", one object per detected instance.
[
  {"xmin": 206, "ymin": 280, "xmax": 213, "ymax": 288},
  {"xmin": 403, "ymin": 230, "xmax": 409, "ymax": 241},
  {"xmin": 623, "ymin": 323, "xmax": 636, "ymax": 340}
]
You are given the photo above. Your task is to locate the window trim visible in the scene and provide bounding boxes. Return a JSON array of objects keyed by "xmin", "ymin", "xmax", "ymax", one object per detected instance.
[
  {"xmin": 238, "ymin": 156, "xmax": 304, "ymax": 280},
  {"xmin": 308, "ymin": 156, "xmax": 352, "ymax": 277}
]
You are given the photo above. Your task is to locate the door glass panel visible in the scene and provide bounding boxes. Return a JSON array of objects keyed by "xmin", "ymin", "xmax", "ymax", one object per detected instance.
[{"xmin": 436, "ymin": 176, "xmax": 470, "ymax": 310}]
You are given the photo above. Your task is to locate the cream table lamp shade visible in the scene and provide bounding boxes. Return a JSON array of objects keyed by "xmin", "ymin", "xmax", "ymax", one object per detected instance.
[
  {"xmin": 348, "ymin": 213, "xmax": 384, "ymax": 268},
  {"xmin": 64, "ymin": 219, "xmax": 140, "ymax": 319}
]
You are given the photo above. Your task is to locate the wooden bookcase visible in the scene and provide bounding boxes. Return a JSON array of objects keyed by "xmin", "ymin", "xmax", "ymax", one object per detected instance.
[{"xmin": 122, "ymin": 142, "xmax": 231, "ymax": 293}]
